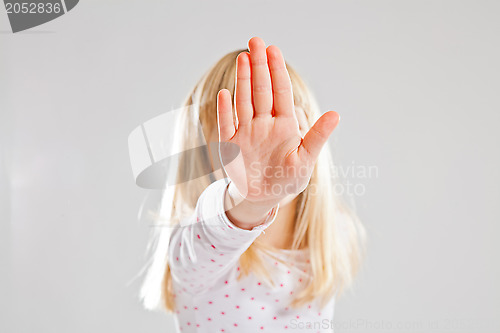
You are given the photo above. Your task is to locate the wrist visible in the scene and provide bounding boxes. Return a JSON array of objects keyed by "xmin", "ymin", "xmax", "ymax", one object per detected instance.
[
  {"xmin": 224, "ymin": 181, "xmax": 279, "ymax": 230},
  {"xmin": 227, "ymin": 181, "xmax": 281, "ymax": 209}
]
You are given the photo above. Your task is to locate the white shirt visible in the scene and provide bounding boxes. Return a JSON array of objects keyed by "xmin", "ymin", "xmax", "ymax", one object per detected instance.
[{"xmin": 168, "ymin": 179, "xmax": 335, "ymax": 332}]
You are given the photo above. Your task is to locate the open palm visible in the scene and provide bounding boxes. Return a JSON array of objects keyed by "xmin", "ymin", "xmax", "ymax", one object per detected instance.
[{"xmin": 217, "ymin": 37, "xmax": 339, "ymax": 205}]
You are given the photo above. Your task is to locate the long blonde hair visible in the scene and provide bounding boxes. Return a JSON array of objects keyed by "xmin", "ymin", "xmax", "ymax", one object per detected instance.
[{"xmin": 139, "ymin": 48, "xmax": 367, "ymax": 312}]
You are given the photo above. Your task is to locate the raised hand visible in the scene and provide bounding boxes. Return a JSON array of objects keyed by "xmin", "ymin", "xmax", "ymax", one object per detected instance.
[{"xmin": 217, "ymin": 37, "xmax": 339, "ymax": 227}]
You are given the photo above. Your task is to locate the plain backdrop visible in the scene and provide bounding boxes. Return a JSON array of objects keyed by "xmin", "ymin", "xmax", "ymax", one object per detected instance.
[{"xmin": 1, "ymin": 1, "xmax": 499, "ymax": 332}]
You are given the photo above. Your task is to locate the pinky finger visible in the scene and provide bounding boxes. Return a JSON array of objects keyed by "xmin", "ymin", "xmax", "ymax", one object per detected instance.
[{"xmin": 217, "ymin": 89, "xmax": 236, "ymax": 142}]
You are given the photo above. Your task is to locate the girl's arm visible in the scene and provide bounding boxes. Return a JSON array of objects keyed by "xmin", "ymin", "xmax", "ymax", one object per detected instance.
[
  {"xmin": 169, "ymin": 36, "xmax": 339, "ymax": 294},
  {"xmin": 168, "ymin": 178, "xmax": 278, "ymax": 294}
]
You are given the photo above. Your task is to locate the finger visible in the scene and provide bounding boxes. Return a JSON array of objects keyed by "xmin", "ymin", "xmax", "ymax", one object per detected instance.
[
  {"xmin": 248, "ymin": 37, "xmax": 273, "ymax": 117},
  {"xmin": 234, "ymin": 52, "xmax": 253, "ymax": 126},
  {"xmin": 217, "ymin": 89, "xmax": 236, "ymax": 142},
  {"xmin": 266, "ymin": 45, "xmax": 295, "ymax": 118},
  {"xmin": 297, "ymin": 111, "xmax": 339, "ymax": 163}
]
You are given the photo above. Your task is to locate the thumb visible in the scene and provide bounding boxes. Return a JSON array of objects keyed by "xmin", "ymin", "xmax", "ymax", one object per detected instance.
[{"xmin": 297, "ymin": 111, "xmax": 339, "ymax": 163}]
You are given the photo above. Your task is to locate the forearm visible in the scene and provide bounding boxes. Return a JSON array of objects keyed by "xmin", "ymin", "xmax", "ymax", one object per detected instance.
[{"xmin": 168, "ymin": 179, "xmax": 279, "ymax": 293}]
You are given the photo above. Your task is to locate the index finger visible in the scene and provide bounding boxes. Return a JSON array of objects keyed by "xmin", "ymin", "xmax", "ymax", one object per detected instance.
[{"xmin": 266, "ymin": 45, "xmax": 295, "ymax": 118}]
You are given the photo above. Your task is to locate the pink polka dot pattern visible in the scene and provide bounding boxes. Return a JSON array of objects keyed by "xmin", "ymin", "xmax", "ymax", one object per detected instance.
[{"xmin": 168, "ymin": 179, "xmax": 336, "ymax": 332}]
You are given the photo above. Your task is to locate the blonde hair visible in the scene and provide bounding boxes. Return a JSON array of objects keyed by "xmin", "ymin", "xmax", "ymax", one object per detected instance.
[{"xmin": 139, "ymin": 48, "xmax": 367, "ymax": 312}]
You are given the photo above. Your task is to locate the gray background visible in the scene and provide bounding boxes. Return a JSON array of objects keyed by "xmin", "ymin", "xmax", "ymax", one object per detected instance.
[{"xmin": 1, "ymin": 0, "xmax": 499, "ymax": 332}]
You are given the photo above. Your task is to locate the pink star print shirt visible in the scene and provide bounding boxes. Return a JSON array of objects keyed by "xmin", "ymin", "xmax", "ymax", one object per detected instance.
[{"xmin": 168, "ymin": 179, "xmax": 336, "ymax": 332}]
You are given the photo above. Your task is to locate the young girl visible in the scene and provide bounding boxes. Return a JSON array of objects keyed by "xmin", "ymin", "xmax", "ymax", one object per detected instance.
[{"xmin": 139, "ymin": 37, "xmax": 366, "ymax": 332}]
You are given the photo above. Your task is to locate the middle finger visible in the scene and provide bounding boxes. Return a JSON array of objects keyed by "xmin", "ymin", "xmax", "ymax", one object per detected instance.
[{"xmin": 248, "ymin": 37, "xmax": 273, "ymax": 118}]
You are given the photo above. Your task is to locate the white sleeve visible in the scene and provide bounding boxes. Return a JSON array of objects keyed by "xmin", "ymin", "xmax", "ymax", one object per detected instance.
[{"xmin": 167, "ymin": 178, "xmax": 279, "ymax": 294}]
